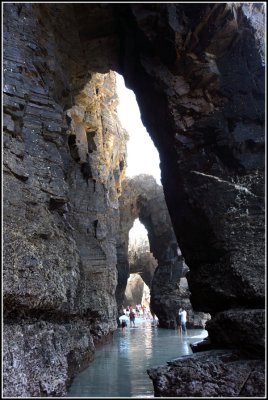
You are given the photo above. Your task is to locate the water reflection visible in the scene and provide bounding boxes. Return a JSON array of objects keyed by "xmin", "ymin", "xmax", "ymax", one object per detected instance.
[
  {"xmin": 179, "ymin": 337, "xmax": 190, "ymax": 354},
  {"xmin": 67, "ymin": 317, "xmax": 208, "ymax": 398},
  {"xmin": 144, "ymin": 320, "xmax": 153, "ymax": 358},
  {"xmin": 118, "ymin": 336, "xmax": 129, "ymax": 353}
]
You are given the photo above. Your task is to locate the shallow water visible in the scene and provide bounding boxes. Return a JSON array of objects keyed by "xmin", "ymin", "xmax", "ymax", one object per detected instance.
[{"xmin": 67, "ymin": 317, "xmax": 208, "ymax": 398}]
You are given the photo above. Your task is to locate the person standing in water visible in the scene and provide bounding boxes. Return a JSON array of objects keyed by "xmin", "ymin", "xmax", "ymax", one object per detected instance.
[
  {"xmin": 129, "ymin": 310, "xmax": 135, "ymax": 327},
  {"xmin": 176, "ymin": 310, "xmax": 182, "ymax": 335},
  {"xmin": 179, "ymin": 307, "xmax": 187, "ymax": 334},
  {"xmin": 119, "ymin": 313, "xmax": 128, "ymax": 333}
]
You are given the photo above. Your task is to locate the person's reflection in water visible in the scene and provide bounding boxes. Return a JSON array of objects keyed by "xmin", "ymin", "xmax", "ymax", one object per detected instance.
[
  {"xmin": 178, "ymin": 335, "xmax": 191, "ymax": 356},
  {"xmin": 117, "ymin": 331, "xmax": 132, "ymax": 396}
]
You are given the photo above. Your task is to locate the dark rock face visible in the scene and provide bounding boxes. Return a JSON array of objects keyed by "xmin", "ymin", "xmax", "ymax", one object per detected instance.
[
  {"xmin": 118, "ymin": 2, "xmax": 265, "ymax": 316},
  {"xmin": 174, "ymin": 277, "xmax": 211, "ymax": 329},
  {"xmin": 147, "ymin": 350, "xmax": 265, "ymax": 397},
  {"xmin": 3, "ymin": 2, "xmax": 265, "ymax": 397},
  {"xmin": 206, "ymin": 309, "xmax": 265, "ymax": 358},
  {"xmin": 3, "ymin": 4, "xmax": 127, "ymax": 396},
  {"xmin": 114, "ymin": 4, "xmax": 265, "ymax": 395}
]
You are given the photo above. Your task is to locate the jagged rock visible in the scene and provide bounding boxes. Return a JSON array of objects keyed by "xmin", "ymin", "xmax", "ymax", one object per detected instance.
[
  {"xmin": 147, "ymin": 350, "xmax": 265, "ymax": 397},
  {"xmin": 3, "ymin": 320, "xmax": 95, "ymax": 397},
  {"xmin": 206, "ymin": 309, "xmax": 265, "ymax": 358}
]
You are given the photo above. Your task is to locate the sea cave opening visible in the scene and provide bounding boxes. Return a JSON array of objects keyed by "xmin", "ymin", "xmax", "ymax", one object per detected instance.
[
  {"xmin": 114, "ymin": 73, "xmax": 211, "ymax": 330},
  {"xmin": 125, "ymin": 219, "xmax": 154, "ymax": 313}
]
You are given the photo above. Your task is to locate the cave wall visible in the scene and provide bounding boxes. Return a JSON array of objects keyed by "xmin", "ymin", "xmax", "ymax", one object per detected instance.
[
  {"xmin": 115, "ymin": 2, "xmax": 265, "ymax": 354},
  {"xmin": 116, "ymin": 3, "xmax": 265, "ymax": 395},
  {"xmin": 3, "ymin": 3, "xmax": 127, "ymax": 396},
  {"xmin": 3, "ymin": 2, "xmax": 265, "ymax": 397}
]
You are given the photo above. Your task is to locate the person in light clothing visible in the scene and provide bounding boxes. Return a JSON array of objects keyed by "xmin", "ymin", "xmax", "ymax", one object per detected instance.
[{"xmin": 179, "ymin": 307, "xmax": 187, "ymax": 334}]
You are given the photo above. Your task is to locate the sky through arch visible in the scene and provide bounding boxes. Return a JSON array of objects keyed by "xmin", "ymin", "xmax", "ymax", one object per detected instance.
[{"xmin": 116, "ymin": 73, "xmax": 161, "ymax": 185}]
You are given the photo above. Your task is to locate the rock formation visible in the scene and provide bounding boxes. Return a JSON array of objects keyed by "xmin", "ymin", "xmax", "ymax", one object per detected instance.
[
  {"xmin": 128, "ymin": 246, "xmax": 210, "ymax": 328},
  {"xmin": 3, "ymin": 5, "xmax": 127, "ymax": 396},
  {"xmin": 148, "ymin": 350, "xmax": 265, "ymax": 397},
  {"xmin": 124, "ymin": 273, "xmax": 147, "ymax": 308},
  {"xmin": 129, "ymin": 251, "xmax": 157, "ymax": 290},
  {"xmin": 176, "ymin": 277, "xmax": 211, "ymax": 329},
  {"xmin": 117, "ymin": 175, "xmax": 187, "ymax": 328},
  {"xmin": 3, "ymin": 2, "xmax": 265, "ymax": 397}
]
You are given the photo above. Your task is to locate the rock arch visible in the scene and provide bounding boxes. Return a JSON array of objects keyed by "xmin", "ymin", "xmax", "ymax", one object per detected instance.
[
  {"xmin": 117, "ymin": 174, "xmax": 186, "ymax": 328},
  {"xmin": 117, "ymin": 177, "xmax": 208, "ymax": 329},
  {"xmin": 129, "ymin": 249, "xmax": 157, "ymax": 292}
]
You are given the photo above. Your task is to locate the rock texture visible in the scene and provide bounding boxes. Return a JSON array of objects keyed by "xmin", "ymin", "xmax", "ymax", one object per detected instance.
[
  {"xmin": 3, "ymin": 2, "xmax": 265, "ymax": 397},
  {"xmin": 118, "ymin": 2, "xmax": 265, "ymax": 315},
  {"xmin": 176, "ymin": 277, "xmax": 211, "ymax": 329},
  {"xmin": 128, "ymin": 248, "xmax": 209, "ymax": 329},
  {"xmin": 114, "ymin": 3, "xmax": 265, "ymax": 395},
  {"xmin": 148, "ymin": 350, "xmax": 265, "ymax": 397},
  {"xmin": 129, "ymin": 251, "xmax": 157, "ymax": 290},
  {"xmin": 3, "ymin": 4, "xmax": 127, "ymax": 396}
]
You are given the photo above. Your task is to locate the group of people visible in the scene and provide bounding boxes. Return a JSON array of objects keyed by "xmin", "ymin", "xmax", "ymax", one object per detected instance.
[
  {"xmin": 127, "ymin": 304, "xmax": 151, "ymax": 318},
  {"xmin": 119, "ymin": 306, "xmax": 136, "ymax": 331},
  {"xmin": 119, "ymin": 305, "xmax": 155, "ymax": 332},
  {"xmin": 119, "ymin": 305, "xmax": 187, "ymax": 334}
]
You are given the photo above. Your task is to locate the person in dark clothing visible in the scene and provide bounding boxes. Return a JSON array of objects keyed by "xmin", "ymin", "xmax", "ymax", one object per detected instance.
[
  {"xmin": 129, "ymin": 310, "xmax": 135, "ymax": 327},
  {"xmin": 176, "ymin": 311, "xmax": 182, "ymax": 335}
]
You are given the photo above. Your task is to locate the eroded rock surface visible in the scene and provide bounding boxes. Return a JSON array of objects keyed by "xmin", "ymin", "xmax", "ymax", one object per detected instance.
[
  {"xmin": 147, "ymin": 350, "xmax": 265, "ymax": 397},
  {"xmin": 116, "ymin": 5, "xmax": 265, "ymax": 394},
  {"xmin": 3, "ymin": 4, "xmax": 127, "ymax": 396}
]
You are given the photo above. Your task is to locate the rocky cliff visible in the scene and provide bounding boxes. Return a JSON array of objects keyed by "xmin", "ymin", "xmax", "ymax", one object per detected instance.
[
  {"xmin": 3, "ymin": 4, "xmax": 127, "ymax": 396},
  {"xmin": 3, "ymin": 3, "xmax": 265, "ymax": 397}
]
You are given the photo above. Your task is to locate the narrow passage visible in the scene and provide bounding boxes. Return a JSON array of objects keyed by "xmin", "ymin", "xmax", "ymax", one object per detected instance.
[{"xmin": 67, "ymin": 317, "xmax": 208, "ymax": 397}]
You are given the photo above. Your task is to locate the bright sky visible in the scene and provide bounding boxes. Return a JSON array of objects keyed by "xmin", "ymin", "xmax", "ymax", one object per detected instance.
[
  {"xmin": 128, "ymin": 219, "xmax": 149, "ymax": 249},
  {"xmin": 116, "ymin": 73, "xmax": 161, "ymax": 241},
  {"xmin": 116, "ymin": 73, "xmax": 161, "ymax": 185}
]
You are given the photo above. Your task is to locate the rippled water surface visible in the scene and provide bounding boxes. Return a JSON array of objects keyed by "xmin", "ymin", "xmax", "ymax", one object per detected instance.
[{"xmin": 67, "ymin": 317, "xmax": 208, "ymax": 398}]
